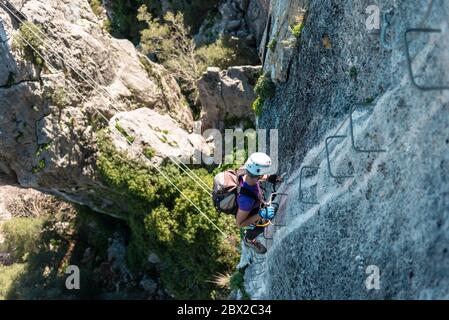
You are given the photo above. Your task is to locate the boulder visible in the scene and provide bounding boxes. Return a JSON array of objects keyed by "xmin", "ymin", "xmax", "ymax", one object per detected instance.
[
  {"xmin": 197, "ymin": 65, "xmax": 261, "ymax": 131},
  {"xmin": 0, "ymin": 0, "xmax": 195, "ymax": 213}
]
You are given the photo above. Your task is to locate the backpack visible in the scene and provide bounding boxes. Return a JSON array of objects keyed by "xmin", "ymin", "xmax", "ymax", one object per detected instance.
[{"xmin": 212, "ymin": 168, "xmax": 259, "ymax": 215}]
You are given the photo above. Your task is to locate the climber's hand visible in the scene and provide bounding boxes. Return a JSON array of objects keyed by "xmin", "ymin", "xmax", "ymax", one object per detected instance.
[
  {"xmin": 259, "ymin": 206, "xmax": 276, "ymax": 220},
  {"xmin": 268, "ymin": 174, "xmax": 283, "ymax": 184}
]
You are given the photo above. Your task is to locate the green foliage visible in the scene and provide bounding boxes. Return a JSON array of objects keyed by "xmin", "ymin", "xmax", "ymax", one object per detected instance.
[
  {"xmin": 251, "ymin": 73, "xmax": 276, "ymax": 117},
  {"xmin": 229, "ymin": 269, "xmax": 250, "ymax": 299},
  {"xmin": 1, "ymin": 217, "xmax": 44, "ymax": 263},
  {"xmin": 49, "ymin": 87, "xmax": 70, "ymax": 109},
  {"xmin": 0, "ymin": 199, "xmax": 142, "ymax": 299},
  {"xmin": 0, "ymin": 264, "xmax": 26, "ymax": 299},
  {"xmin": 196, "ymin": 36, "xmax": 259, "ymax": 73},
  {"xmin": 143, "ymin": 146, "xmax": 155, "ymax": 159},
  {"xmin": 35, "ymin": 141, "xmax": 53, "ymax": 157},
  {"xmin": 12, "ymin": 22, "xmax": 44, "ymax": 66},
  {"xmin": 105, "ymin": 0, "xmax": 219, "ymax": 42},
  {"xmin": 291, "ymin": 23, "xmax": 305, "ymax": 39},
  {"xmin": 254, "ymin": 73, "xmax": 276, "ymax": 101},
  {"xmin": 251, "ymin": 97, "xmax": 264, "ymax": 117},
  {"xmin": 32, "ymin": 159, "xmax": 46, "ymax": 174},
  {"xmin": 89, "ymin": 0, "xmax": 104, "ymax": 16},
  {"xmin": 138, "ymin": 8, "xmax": 201, "ymax": 113},
  {"xmin": 267, "ymin": 39, "xmax": 277, "ymax": 51},
  {"xmin": 95, "ymin": 133, "xmax": 239, "ymax": 299},
  {"xmin": 115, "ymin": 122, "xmax": 136, "ymax": 144},
  {"xmin": 349, "ymin": 66, "xmax": 358, "ymax": 79}
]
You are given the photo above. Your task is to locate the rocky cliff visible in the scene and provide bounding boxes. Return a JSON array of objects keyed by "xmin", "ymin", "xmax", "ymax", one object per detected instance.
[
  {"xmin": 240, "ymin": 0, "xmax": 449, "ymax": 299},
  {"xmin": 2, "ymin": 0, "xmax": 448, "ymax": 301},
  {"xmin": 0, "ymin": 0, "xmax": 208, "ymax": 215}
]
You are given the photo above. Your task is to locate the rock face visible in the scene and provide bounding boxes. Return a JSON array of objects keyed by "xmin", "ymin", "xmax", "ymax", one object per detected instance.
[
  {"xmin": 241, "ymin": 0, "xmax": 449, "ymax": 299},
  {"xmin": 260, "ymin": 0, "xmax": 307, "ymax": 83},
  {"xmin": 197, "ymin": 65, "xmax": 261, "ymax": 131},
  {"xmin": 0, "ymin": 0, "xmax": 196, "ymax": 214},
  {"xmin": 195, "ymin": 0, "xmax": 270, "ymax": 49},
  {"xmin": 109, "ymin": 107, "xmax": 211, "ymax": 164}
]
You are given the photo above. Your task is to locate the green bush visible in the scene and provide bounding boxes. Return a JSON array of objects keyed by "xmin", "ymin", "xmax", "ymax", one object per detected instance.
[
  {"xmin": 95, "ymin": 132, "xmax": 239, "ymax": 299},
  {"xmin": 0, "ymin": 264, "xmax": 26, "ymax": 299},
  {"xmin": 251, "ymin": 73, "xmax": 276, "ymax": 117},
  {"xmin": 196, "ymin": 36, "xmax": 258, "ymax": 73},
  {"xmin": 89, "ymin": 0, "xmax": 104, "ymax": 17},
  {"xmin": 254, "ymin": 73, "xmax": 276, "ymax": 101},
  {"xmin": 267, "ymin": 39, "xmax": 277, "ymax": 51},
  {"xmin": 291, "ymin": 23, "xmax": 305, "ymax": 39},
  {"xmin": 251, "ymin": 97, "xmax": 264, "ymax": 117},
  {"xmin": 12, "ymin": 22, "xmax": 44, "ymax": 66},
  {"xmin": 50, "ymin": 87, "xmax": 70, "ymax": 109},
  {"xmin": 1, "ymin": 217, "xmax": 44, "ymax": 263},
  {"xmin": 143, "ymin": 146, "xmax": 156, "ymax": 159},
  {"xmin": 32, "ymin": 159, "xmax": 46, "ymax": 174}
]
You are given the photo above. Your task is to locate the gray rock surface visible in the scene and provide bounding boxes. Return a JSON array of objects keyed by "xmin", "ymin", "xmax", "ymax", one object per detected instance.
[
  {"xmin": 197, "ymin": 65, "xmax": 260, "ymax": 131},
  {"xmin": 0, "ymin": 0, "xmax": 195, "ymax": 215},
  {"xmin": 109, "ymin": 107, "xmax": 211, "ymax": 164},
  {"xmin": 195, "ymin": 0, "xmax": 269, "ymax": 48},
  {"xmin": 242, "ymin": 0, "xmax": 449, "ymax": 300}
]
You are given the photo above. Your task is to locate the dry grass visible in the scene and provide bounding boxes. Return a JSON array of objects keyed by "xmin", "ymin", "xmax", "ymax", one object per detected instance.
[
  {"xmin": 207, "ymin": 272, "xmax": 231, "ymax": 289},
  {"xmin": 6, "ymin": 192, "xmax": 75, "ymax": 218}
]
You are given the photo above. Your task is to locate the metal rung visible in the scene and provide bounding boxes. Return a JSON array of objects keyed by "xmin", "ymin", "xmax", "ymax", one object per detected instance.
[
  {"xmin": 404, "ymin": 28, "xmax": 449, "ymax": 91},
  {"xmin": 325, "ymin": 135, "xmax": 354, "ymax": 179},
  {"xmin": 350, "ymin": 104, "xmax": 387, "ymax": 153},
  {"xmin": 380, "ymin": 9, "xmax": 400, "ymax": 50},
  {"xmin": 299, "ymin": 166, "xmax": 320, "ymax": 204}
]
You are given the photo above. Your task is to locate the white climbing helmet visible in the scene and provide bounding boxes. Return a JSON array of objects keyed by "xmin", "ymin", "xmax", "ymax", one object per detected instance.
[{"xmin": 244, "ymin": 152, "xmax": 273, "ymax": 176}]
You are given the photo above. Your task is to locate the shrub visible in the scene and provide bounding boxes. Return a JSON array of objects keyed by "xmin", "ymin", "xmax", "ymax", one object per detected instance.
[
  {"xmin": 1, "ymin": 217, "xmax": 44, "ymax": 263},
  {"xmin": 89, "ymin": 0, "xmax": 104, "ymax": 17},
  {"xmin": 254, "ymin": 73, "xmax": 276, "ymax": 101},
  {"xmin": 230, "ymin": 269, "xmax": 250, "ymax": 299},
  {"xmin": 196, "ymin": 36, "xmax": 258, "ymax": 73},
  {"xmin": 32, "ymin": 159, "xmax": 46, "ymax": 174},
  {"xmin": 95, "ymin": 133, "xmax": 239, "ymax": 299},
  {"xmin": 12, "ymin": 22, "xmax": 44, "ymax": 66},
  {"xmin": 251, "ymin": 73, "xmax": 276, "ymax": 117},
  {"xmin": 0, "ymin": 264, "xmax": 26, "ymax": 299},
  {"xmin": 143, "ymin": 146, "xmax": 155, "ymax": 159},
  {"xmin": 291, "ymin": 23, "xmax": 305, "ymax": 39},
  {"xmin": 252, "ymin": 97, "xmax": 264, "ymax": 117},
  {"xmin": 50, "ymin": 87, "xmax": 70, "ymax": 109},
  {"xmin": 267, "ymin": 39, "xmax": 277, "ymax": 51},
  {"xmin": 364, "ymin": 96, "xmax": 375, "ymax": 104}
]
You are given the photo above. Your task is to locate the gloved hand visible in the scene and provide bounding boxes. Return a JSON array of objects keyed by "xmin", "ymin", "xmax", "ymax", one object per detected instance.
[
  {"xmin": 268, "ymin": 174, "xmax": 283, "ymax": 184},
  {"xmin": 259, "ymin": 206, "xmax": 276, "ymax": 220}
]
